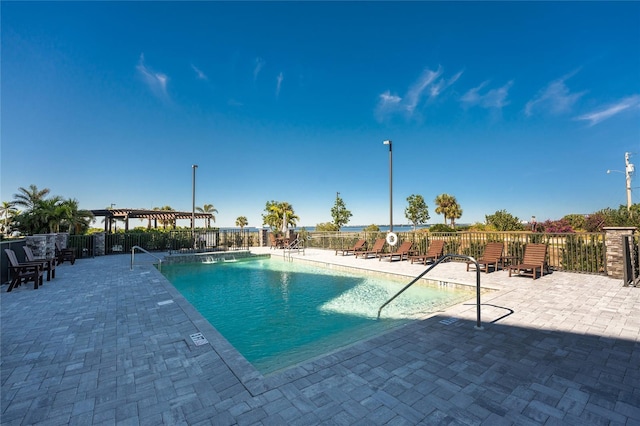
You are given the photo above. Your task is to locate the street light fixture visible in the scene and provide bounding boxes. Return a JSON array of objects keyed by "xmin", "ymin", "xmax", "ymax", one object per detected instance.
[
  {"xmin": 192, "ymin": 164, "xmax": 198, "ymax": 248},
  {"xmin": 383, "ymin": 140, "xmax": 393, "ymax": 235},
  {"xmin": 607, "ymin": 152, "xmax": 634, "ymax": 210}
]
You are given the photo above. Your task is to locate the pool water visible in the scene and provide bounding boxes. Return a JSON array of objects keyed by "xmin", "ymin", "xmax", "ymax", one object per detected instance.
[{"xmin": 162, "ymin": 258, "xmax": 475, "ymax": 374}]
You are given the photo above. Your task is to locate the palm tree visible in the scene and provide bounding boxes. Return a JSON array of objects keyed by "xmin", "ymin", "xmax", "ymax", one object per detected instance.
[
  {"xmin": 1, "ymin": 201, "xmax": 18, "ymax": 235},
  {"xmin": 235, "ymin": 216, "xmax": 248, "ymax": 228},
  {"xmin": 60, "ymin": 199, "xmax": 94, "ymax": 234},
  {"xmin": 446, "ymin": 202, "xmax": 463, "ymax": 228},
  {"xmin": 13, "ymin": 185, "xmax": 50, "ymax": 211},
  {"xmin": 196, "ymin": 203, "xmax": 218, "ymax": 228},
  {"xmin": 262, "ymin": 200, "xmax": 298, "ymax": 232},
  {"xmin": 434, "ymin": 193, "xmax": 454, "ymax": 224},
  {"xmin": 153, "ymin": 206, "xmax": 175, "ymax": 229}
]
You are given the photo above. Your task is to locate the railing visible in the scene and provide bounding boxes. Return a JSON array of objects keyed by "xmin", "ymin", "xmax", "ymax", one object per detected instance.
[
  {"xmin": 130, "ymin": 245, "xmax": 163, "ymax": 272},
  {"xmin": 306, "ymin": 231, "xmax": 606, "ymax": 275},
  {"xmin": 377, "ymin": 254, "xmax": 483, "ymax": 331}
]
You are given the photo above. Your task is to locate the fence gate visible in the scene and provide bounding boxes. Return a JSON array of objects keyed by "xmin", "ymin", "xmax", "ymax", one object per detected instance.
[{"xmin": 623, "ymin": 235, "xmax": 639, "ymax": 287}]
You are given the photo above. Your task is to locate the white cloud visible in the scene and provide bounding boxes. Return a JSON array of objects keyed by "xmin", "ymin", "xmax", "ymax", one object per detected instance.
[
  {"xmin": 461, "ymin": 80, "xmax": 512, "ymax": 109},
  {"xmin": 254, "ymin": 57, "xmax": 265, "ymax": 82},
  {"xmin": 525, "ymin": 74, "xmax": 585, "ymax": 116},
  {"xmin": 575, "ymin": 95, "xmax": 640, "ymax": 126},
  {"xmin": 430, "ymin": 70, "xmax": 463, "ymax": 98},
  {"xmin": 276, "ymin": 72, "xmax": 283, "ymax": 98},
  {"xmin": 375, "ymin": 66, "xmax": 462, "ymax": 121},
  {"xmin": 191, "ymin": 64, "xmax": 207, "ymax": 80},
  {"xmin": 136, "ymin": 54, "xmax": 169, "ymax": 100},
  {"xmin": 404, "ymin": 67, "xmax": 442, "ymax": 113}
]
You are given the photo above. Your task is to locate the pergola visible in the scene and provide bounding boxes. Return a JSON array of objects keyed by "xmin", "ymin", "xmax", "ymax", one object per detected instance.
[{"xmin": 90, "ymin": 209, "xmax": 214, "ymax": 233}]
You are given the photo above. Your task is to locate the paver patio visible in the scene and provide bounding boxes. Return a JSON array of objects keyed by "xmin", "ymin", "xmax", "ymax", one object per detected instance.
[{"xmin": 1, "ymin": 248, "xmax": 639, "ymax": 425}]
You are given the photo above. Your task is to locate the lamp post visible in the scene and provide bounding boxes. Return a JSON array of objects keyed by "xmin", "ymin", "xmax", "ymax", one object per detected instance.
[
  {"xmin": 192, "ymin": 164, "xmax": 198, "ymax": 248},
  {"xmin": 607, "ymin": 152, "xmax": 634, "ymax": 211},
  {"xmin": 383, "ymin": 140, "xmax": 393, "ymax": 233}
]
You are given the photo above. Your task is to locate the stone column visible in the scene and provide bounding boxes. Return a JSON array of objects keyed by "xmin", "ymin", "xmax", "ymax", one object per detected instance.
[
  {"xmin": 603, "ymin": 227, "xmax": 637, "ymax": 279},
  {"xmin": 94, "ymin": 233, "xmax": 106, "ymax": 256}
]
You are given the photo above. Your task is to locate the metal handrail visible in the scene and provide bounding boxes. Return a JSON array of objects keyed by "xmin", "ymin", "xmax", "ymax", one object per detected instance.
[
  {"xmin": 131, "ymin": 245, "xmax": 163, "ymax": 272},
  {"xmin": 377, "ymin": 254, "xmax": 483, "ymax": 330}
]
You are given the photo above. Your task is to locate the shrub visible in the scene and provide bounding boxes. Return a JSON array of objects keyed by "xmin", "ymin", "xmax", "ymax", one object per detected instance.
[{"xmin": 429, "ymin": 224, "xmax": 455, "ymax": 233}]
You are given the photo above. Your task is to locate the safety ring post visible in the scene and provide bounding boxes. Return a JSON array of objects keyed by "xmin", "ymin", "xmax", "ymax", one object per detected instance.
[{"xmin": 386, "ymin": 232, "xmax": 398, "ymax": 246}]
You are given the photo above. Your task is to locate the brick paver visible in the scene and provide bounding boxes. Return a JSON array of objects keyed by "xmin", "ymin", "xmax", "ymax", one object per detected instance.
[{"xmin": 2, "ymin": 248, "xmax": 639, "ymax": 425}]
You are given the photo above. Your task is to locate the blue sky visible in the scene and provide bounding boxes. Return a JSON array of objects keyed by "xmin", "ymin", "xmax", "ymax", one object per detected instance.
[{"xmin": 2, "ymin": 1, "xmax": 639, "ymax": 228}]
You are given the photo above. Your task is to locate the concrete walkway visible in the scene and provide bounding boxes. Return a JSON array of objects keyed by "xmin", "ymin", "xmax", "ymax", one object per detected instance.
[{"xmin": 1, "ymin": 248, "xmax": 639, "ymax": 425}]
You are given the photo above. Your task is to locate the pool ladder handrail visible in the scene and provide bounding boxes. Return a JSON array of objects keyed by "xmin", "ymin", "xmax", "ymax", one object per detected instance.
[
  {"xmin": 131, "ymin": 245, "xmax": 163, "ymax": 272},
  {"xmin": 283, "ymin": 237, "xmax": 305, "ymax": 260},
  {"xmin": 377, "ymin": 254, "xmax": 483, "ymax": 330}
]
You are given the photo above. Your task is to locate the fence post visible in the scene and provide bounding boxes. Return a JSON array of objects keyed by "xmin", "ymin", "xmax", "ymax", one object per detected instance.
[{"xmin": 603, "ymin": 227, "xmax": 637, "ymax": 279}]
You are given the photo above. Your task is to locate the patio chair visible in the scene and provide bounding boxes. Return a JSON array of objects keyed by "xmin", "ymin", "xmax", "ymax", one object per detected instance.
[
  {"xmin": 378, "ymin": 241, "xmax": 415, "ymax": 262},
  {"xmin": 508, "ymin": 243, "xmax": 548, "ymax": 280},
  {"xmin": 466, "ymin": 242, "xmax": 503, "ymax": 273},
  {"xmin": 55, "ymin": 241, "xmax": 76, "ymax": 265},
  {"xmin": 23, "ymin": 245, "xmax": 56, "ymax": 281},
  {"xmin": 269, "ymin": 233, "xmax": 284, "ymax": 249},
  {"xmin": 4, "ymin": 249, "xmax": 44, "ymax": 292},
  {"xmin": 355, "ymin": 238, "xmax": 386, "ymax": 259},
  {"xmin": 409, "ymin": 240, "xmax": 445, "ymax": 265},
  {"xmin": 335, "ymin": 239, "xmax": 367, "ymax": 256}
]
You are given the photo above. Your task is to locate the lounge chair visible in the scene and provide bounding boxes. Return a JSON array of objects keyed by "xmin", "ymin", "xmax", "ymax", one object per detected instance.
[
  {"xmin": 335, "ymin": 239, "xmax": 367, "ymax": 256},
  {"xmin": 508, "ymin": 243, "xmax": 548, "ymax": 280},
  {"xmin": 409, "ymin": 240, "xmax": 445, "ymax": 265},
  {"xmin": 55, "ymin": 241, "xmax": 76, "ymax": 265},
  {"xmin": 269, "ymin": 233, "xmax": 284, "ymax": 249},
  {"xmin": 378, "ymin": 241, "xmax": 414, "ymax": 262},
  {"xmin": 4, "ymin": 249, "xmax": 44, "ymax": 292},
  {"xmin": 355, "ymin": 238, "xmax": 386, "ymax": 259},
  {"xmin": 23, "ymin": 246, "xmax": 56, "ymax": 281},
  {"xmin": 466, "ymin": 242, "xmax": 503, "ymax": 273}
]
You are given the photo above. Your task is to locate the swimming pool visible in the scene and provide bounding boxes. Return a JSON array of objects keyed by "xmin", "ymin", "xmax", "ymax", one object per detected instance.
[{"xmin": 162, "ymin": 257, "xmax": 475, "ymax": 374}]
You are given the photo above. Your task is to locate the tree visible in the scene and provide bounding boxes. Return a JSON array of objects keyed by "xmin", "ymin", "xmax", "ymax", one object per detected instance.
[
  {"xmin": 315, "ymin": 222, "xmax": 339, "ymax": 231},
  {"xmin": 434, "ymin": 194, "xmax": 462, "ymax": 228},
  {"xmin": 1, "ymin": 201, "xmax": 18, "ymax": 235},
  {"xmin": 235, "ymin": 216, "xmax": 248, "ymax": 228},
  {"xmin": 446, "ymin": 202, "xmax": 463, "ymax": 228},
  {"xmin": 330, "ymin": 193, "xmax": 352, "ymax": 230},
  {"xmin": 153, "ymin": 206, "xmax": 175, "ymax": 229},
  {"xmin": 485, "ymin": 209, "xmax": 523, "ymax": 231},
  {"xmin": 262, "ymin": 201, "xmax": 298, "ymax": 231},
  {"xmin": 404, "ymin": 194, "xmax": 430, "ymax": 230},
  {"xmin": 196, "ymin": 203, "xmax": 218, "ymax": 228},
  {"xmin": 363, "ymin": 224, "xmax": 380, "ymax": 232},
  {"xmin": 563, "ymin": 214, "xmax": 587, "ymax": 231},
  {"xmin": 434, "ymin": 193, "xmax": 454, "ymax": 224},
  {"xmin": 59, "ymin": 198, "xmax": 94, "ymax": 235},
  {"xmin": 13, "ymin": 185, "xmax": 50, "ymax": 211}
]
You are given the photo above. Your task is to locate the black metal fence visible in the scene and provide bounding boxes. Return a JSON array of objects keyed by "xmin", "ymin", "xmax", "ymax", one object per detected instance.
[
  {"xmin": 67, "ymin": 229, "xmax": 254, "ymax": 258},
  {"xmin": 32, "ymin": 229, "xmax": 608, "ymax": 275}
]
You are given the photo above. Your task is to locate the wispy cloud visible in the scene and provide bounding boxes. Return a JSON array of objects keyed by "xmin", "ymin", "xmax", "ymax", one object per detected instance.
[
  {"xmin": 461, "ymin": 80, "xmax": 513, "ymax": 109},
  {"xmin": 575, "ymin": 95, "xmax": 640, "ymax": 126},
  {"xmin": 254, "ymin": 57, "xmax": 265, "ymax": 82},
  {"xmin": 525, "ymin": 73, "xmax": 585, "ymax": 116},
  {"xmin": 136, "ymin": 53, "xmax": 169, "ymax": 100},
  {"xmin": 375, "ymin": 66, "xmax": 462, "ymax": 121},
  {"xmin": 191, "ymin": 64, "xmax": 207, "ymax": 81},
  {"xmin": 276, "ymin": 72, "xmax": 283, "ymax": 98}
]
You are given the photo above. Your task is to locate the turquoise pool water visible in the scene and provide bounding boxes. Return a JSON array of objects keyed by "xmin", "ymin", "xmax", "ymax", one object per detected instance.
[{"xmin": 162, "ymin": 258, "xmax": 475, "ymax": 374}]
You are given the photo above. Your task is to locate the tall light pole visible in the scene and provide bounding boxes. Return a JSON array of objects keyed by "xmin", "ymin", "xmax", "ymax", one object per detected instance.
[
  {"xmin": 383, "ymin": 140, "xmax": 393, "ymax": 233},
  {"xmin": 607, "ymin": 152, "xmax": 634, "ymax": 211},
  {"xmin": 192, "ymin": 164, "xmax": 198, "ymax": 248}
]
